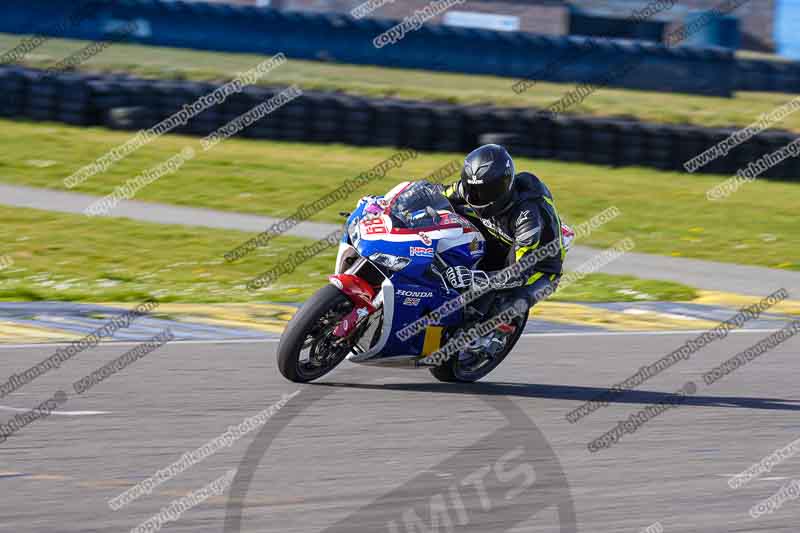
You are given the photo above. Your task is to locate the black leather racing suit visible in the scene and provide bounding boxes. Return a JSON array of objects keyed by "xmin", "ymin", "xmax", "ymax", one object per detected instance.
[{"xmin": 441, "ymin": 172, "xmax": 566, "ymax": 308}]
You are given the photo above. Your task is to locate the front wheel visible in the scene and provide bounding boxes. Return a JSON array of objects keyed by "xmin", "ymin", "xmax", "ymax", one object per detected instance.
[
  {"xmin": 429, "ymin": 308, "xmax": 529, "ymax": 383},
  {"xmin": 277, "ymin": 284, "xmax": 356, "ymax": 383}
]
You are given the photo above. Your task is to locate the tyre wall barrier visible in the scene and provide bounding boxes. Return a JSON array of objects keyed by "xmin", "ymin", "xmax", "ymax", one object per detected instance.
[{"xmin": 1, "ymin": 66, "xmax": 798, "ymax": 181}]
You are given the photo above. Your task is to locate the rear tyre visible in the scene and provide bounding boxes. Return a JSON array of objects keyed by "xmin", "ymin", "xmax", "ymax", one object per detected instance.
[
  {"xmin": 277, "ymin": 284, "xmax": 355, "ymax": 383},
  {"xmin": 429, "ymin": 308, "xmax": 529, "ymax": 383}
]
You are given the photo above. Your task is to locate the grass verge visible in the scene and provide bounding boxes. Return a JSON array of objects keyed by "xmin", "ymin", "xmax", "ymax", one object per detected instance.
[
  {"xmin": 3, "ymin": 32, "xmax": 800, "ymax": 131},
  {"xmin": 0, "ymin": 205, "xmax": 696, "ymax": 304},
  {"xmin": 0, "ymin": 119, "xmax": 797, "ymax": 270}
]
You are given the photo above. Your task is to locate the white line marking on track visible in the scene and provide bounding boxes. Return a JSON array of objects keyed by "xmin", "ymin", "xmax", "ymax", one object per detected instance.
[
  {"xmin": 622, "ymin": 309, "xmax": 702, "ymax": 321},
  {"xmin": 0, "ymin": 406, "xmax": 110, "ymax": 416},
  {"xmin": 717, "ymin": 473, "xmax": 790, "ymax": 482},
  {"xmin": 0, "ymin": 327, "xmax": 787, "ymax": 350},
  {"xmin": 519, "ymin": 328, "xmax": 786, "ymax": 338},
  {"xmin": 0, "ymin": 338, "xmax": 280, "ymax": 349}
]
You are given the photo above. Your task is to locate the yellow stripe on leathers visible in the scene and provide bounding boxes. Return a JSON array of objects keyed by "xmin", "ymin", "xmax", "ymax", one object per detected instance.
[{"xmin": 526, "ymin": 271, "xmax": 545, "ymax": 286}]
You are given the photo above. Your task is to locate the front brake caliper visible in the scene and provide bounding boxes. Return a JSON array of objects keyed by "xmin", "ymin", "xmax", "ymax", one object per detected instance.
[{"xmin": 332, "ymin": 307, "xmax": 371, "ymax": 338}]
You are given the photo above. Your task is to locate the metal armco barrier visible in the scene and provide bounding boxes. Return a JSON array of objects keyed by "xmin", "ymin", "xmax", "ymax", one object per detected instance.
[{"xmin": 1, "ymin": 67, "xmax": 798, "ymax": 181}]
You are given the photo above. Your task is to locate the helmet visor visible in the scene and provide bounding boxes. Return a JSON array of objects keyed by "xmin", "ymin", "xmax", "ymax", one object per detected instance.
[{"xmin": 464, "ymin": 178, "xmax": 509, "ymax": 209}]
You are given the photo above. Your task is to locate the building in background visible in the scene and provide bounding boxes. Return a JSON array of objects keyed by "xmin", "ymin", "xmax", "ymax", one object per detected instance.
[
  {"xmin": 570, "ymin": 0, "xmax": 774, "ymax": 51},
  {"xmin": 195, "ymin": 0, "xmax": 778, "ymax": 52},
  {"xmin": 280, "ymin": 0, "xmax": 568, "ymax": 35}
]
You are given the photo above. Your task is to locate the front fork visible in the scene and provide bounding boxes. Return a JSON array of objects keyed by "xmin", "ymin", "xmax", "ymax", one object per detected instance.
[{"xmin": 328, "ymin": 274, "xmax": 378, "ymax": 338}]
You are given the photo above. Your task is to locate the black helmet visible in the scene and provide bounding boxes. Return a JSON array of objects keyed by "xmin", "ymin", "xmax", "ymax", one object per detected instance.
[{"xmin": 460, "ymin": 144, "xmax": 515, "ymax": 217}]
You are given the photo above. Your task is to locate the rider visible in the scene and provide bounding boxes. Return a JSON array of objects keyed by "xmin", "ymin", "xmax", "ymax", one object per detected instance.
[{"xmin": 439, "ymin": 144, "xmax": 568, "ymax": 317}]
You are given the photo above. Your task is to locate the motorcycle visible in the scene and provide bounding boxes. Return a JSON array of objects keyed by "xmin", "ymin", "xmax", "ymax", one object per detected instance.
[{"xmin": 276, "ymin": 180, "xmax": 530, "ymax": 383}]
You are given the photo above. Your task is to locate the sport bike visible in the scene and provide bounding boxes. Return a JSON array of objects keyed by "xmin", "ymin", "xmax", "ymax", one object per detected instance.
[{"xmin": 277, "ymin": 180, "xmax": 529, "ymax": 383}]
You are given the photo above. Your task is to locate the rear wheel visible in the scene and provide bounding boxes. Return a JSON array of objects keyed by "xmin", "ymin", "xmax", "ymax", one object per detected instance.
[
  {"xmin": 429, "ymin": 308, "xmax": 529, "ymax": 383},
  {"xmin": 277, "ymin": 284, "xmax": 357, "ymax": 383}
]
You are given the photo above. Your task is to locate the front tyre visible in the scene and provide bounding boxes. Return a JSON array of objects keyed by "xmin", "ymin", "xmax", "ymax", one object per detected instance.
[{"xmin": 277, "ymin": 284, "xmax": 355, "ymax": 383}]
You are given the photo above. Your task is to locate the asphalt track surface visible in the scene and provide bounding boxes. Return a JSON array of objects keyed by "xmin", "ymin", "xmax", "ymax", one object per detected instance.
[{"xmin": 1, "ymin": 329, "xmax": 799, "ymax": 532}]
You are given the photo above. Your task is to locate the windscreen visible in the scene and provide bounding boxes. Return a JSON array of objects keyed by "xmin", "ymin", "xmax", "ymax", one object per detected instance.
[{"xmin": 389, "ymin": 181, "xmax": 454, "ymax": 229}]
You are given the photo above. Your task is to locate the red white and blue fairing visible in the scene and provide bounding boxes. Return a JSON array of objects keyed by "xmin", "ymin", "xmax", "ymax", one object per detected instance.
[{"xmin": 332, "ymin": 181, "xmax": 486, "ymax": 365}]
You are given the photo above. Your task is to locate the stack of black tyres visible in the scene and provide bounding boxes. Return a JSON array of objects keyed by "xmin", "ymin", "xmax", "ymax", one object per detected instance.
[
  {"xmin": 583, "ymin": 118, "xmax": 618, "ymax": 167},
  {"xmin": 370, "ymin": 100, "xmax": 404, "ymax": 148},
  {"xmin": 617, "ymin": 121, "xmax": 645, "ymax": 167},
  {"xmin": 552, "ymin": 116, "xmax": 583, "ymax": 162},
  {"xmin": 52, "ymin": 74, "xmax": 92, "ymax": 126},
  {"xmin": 183, "ymin": 83, "xmax": 218, "ymax": 137},
  {"xmin": 642, "ymin": 123, "xmax": 675, "ymax": 171},
  {"xmin": 759, "ymin": 131, "xmax": 800, "ymax": 181},
  {"xmin": 703, "ymin": 129, "xmax": 736, "ymax": 176},
  {"xmin": 309, "ymin": 93, "xmax": 344, "ymax": 144},
  {"xmin": 523, "ymin": 112, "xmax": 557, "ymax": 160},
  {"xmin": 26, "ymin": 71, "xmax": 59, "ymax": 122},
  {"xmin": 1, "ymin": 65, "xmax": 799, "ymax": 180},
  {"xmin": 462, "ymin": 106, "xmax": 494, "ymax": 152},
  {"xmin": 239, "ymin": 86, "xmax": 275, "ymax": 140},
  {"xmin": 0, "ymin": 68, "xmax": 26, "ymax": 118},
  {"xmin": 278, "ymin": 93, "xmax": 313, "ymax": 143},
  {"xmin": 402, "ymin": 103, "xmax": 434, "ymax": 151},
  {"xmin": 429, "ymin": 104, "xmax": 465, "ymax": 153},
  {"xmin": 339, "ymin": 96, "xmax": 373, "ymax": 147}
]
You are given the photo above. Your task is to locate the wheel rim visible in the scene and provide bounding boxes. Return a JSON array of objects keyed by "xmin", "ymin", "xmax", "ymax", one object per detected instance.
[
  {"xmin": 452, "ymin": 318, "xmax": 525, "ymax": 380},
  {"xmin": 454, "ymin": 348, "xmax": 496, "ymax": 379},
  {"xmin": 295, "ymin": 299, "xmax": 355, "ymax": 380}
]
